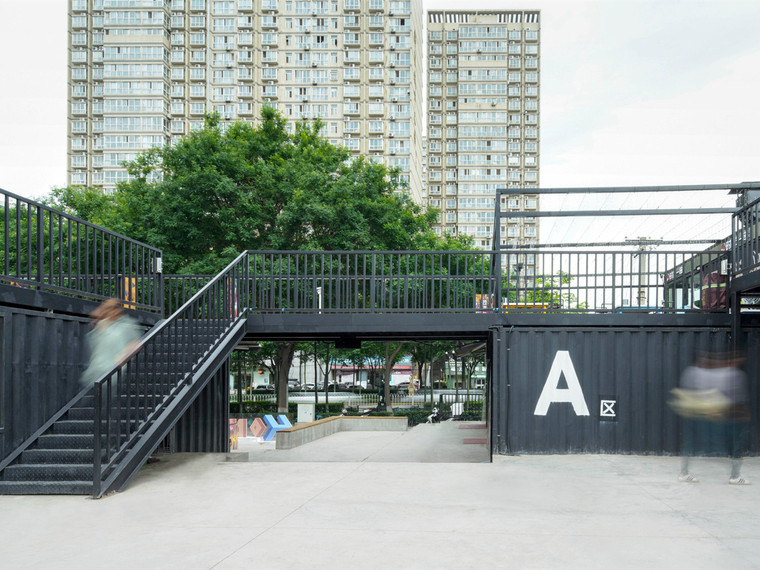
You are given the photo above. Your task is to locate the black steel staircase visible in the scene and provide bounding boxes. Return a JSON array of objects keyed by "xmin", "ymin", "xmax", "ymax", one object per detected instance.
[{"xmin": 0, "ymin": 253, "xmax": 249, "ymax": 497}]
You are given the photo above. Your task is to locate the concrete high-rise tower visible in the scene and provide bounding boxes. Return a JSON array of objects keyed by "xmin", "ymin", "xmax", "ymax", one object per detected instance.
[
  {"xmin": 67, "ymin": 0, "xmax": 424, "ymax": 201},
  {"xmin": 425, "ymin": 10, "xmax": 540, "ymax": 253}
]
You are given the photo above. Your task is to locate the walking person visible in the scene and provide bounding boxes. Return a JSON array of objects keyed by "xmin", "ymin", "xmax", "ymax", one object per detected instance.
[
  {"xmin": 673, "ymin": 351, "xmax": 751, "ymax": 485},
  {"xmin": 79, "ymin": 298, "xmax": 141, "ymax": 391}
]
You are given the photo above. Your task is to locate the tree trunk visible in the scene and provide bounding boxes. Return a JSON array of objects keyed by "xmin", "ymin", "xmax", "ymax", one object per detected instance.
[
  {"xmin": 276, "ymin": 342, "xmax": 296, "ymax": 414},
  {"xmin": 383, "ymin": 342, "xmax": 405, "ymax": 412}
]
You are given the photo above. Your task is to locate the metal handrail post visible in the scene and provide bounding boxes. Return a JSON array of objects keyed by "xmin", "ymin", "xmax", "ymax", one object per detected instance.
[
  {"xmin": 370, "ymin": 253, "xmax": 376, "ymax": 314},
  {"xmin": 36, "ymin": 204, "xmax": 44, "ymax": 287},
  {"xmin": 93, "ymin": 383, "xmax": 102, "ymax": 497},
  {"xmin": 493, "ymin": 194, "xmax": 502, "ymax": 312}
]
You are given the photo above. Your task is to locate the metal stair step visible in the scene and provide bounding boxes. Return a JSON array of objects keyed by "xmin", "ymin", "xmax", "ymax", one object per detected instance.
[
  {"xmin": 67, "ymin": 407, "xmax": 95, "ymax": 420},
  {"xmin": 53, "ymin": 419, "xmax": 141, "ymax": 435},
  {"xmin": 36, "ymin": 433, "xmax": 138, "ymax": 449},
  {"xmin": 53, "ymin": 420, "xmax": 96, "ymax": 435},
  {"xmin": 21, "ymin": 448, "xmax": 99, "ymax": 464},
  {"xmin": 0, "ymin": 481, "xmax": 92, "ymax": 495},
  {"xmin": 2, "ymin": 463, "xmax": 94, "ymax": 482}
]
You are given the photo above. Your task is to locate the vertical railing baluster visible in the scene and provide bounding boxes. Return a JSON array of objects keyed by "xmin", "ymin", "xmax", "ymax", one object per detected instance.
[
  {"xmin": 66, "ymin": 219, "xmax": 72, "ymax": 291},
  {"xmin": 93, "ymin": 381, "xmax": 102, "ymax": 497},
  {"xmin": 3, "ymin": 195, "xmax": 8, "ymax": 276},
  {"xmin": 26, "ymin": 207, "xmax": 38, "ymax": 286},
  {"xmin": 370, "ymin": 253, "xmax": 376, "ymax": 313}
]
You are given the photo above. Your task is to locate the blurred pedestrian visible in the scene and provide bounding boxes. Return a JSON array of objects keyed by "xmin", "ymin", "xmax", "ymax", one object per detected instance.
[
  {"xmin": 672, "ymin": 351, "xmax": 751, "ymax": 485},
  {"xmin": 79, "ymin": 298, "xmax": 141, "ymax": 389}
]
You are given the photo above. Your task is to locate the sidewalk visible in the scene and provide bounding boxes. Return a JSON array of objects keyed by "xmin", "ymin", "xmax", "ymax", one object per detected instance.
[{"xmin": 0, "ymin": 422, "xmax": 757, "ymax": 569}]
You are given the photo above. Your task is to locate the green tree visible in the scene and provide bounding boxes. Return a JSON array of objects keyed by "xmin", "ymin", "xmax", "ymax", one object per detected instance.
[
  {"xmin": 356, "ymin": 341, "xmax": 407, "ymax": 412},
  {"xmin": 44, "ymin": 109, "xmax": 468, "ymax": 412},
  {"xmin": 44, "ymin": 186, "xmax": 126, "ymax": 234},
  {"xmin": 503, "ymin": 270, "xmax": 588, "ymax": 311},
  {"xmin": 409, "ymin": 341, "xmax": 455, "ymax": 405}
]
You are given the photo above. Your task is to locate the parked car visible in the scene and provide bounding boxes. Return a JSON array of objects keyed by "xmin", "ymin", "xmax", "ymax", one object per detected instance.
[
  {"xmin": 303, "ymin": 383, "xmax": 316, "ymax": 391},
  {"xmin": 287, "ymin": 380, "xmax": 301, "ymax": 391}
]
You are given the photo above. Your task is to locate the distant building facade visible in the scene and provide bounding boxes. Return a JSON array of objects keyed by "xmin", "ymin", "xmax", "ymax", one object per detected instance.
[
  {"xmin": 67, "ymin": 0, "xmax": 424, "ymax": 201},
  {"xmin": 425, "ymin": 10, "xmax": 540, "ymax": 255}
]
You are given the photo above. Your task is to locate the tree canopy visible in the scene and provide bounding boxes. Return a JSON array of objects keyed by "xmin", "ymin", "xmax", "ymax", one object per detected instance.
[{"xmin": 45, "ymin": 108, "xmax": 474, "ymax": 413}]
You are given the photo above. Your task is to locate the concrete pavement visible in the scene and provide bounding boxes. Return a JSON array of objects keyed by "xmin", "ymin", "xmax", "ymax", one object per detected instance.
[{"xmin": 1, "ymin": 421, "xmax": 758, "ymax": 569}]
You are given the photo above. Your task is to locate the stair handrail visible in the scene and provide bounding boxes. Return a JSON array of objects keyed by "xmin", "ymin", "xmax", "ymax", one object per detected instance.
[
  {"xmin": 1, "ymin": 186, "xmax": 163, "ymax": 313},
  {"xmin": 92, "ymin": 251, "xmax": 250, "ymax": 496}
]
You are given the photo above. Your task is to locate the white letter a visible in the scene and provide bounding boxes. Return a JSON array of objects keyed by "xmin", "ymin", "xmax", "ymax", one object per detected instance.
[{"xmin": 534, "ymin": 350, "xmax": 589, "ymax": 416}]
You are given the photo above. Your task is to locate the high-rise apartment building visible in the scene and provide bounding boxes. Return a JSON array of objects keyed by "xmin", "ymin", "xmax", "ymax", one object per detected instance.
[
  {"xmin": 67, "ymin": 0, "xmax": 424, "ymax": 201},
  {"xmin": 426, "ymin": 10, "xmax": 540, "ymax": 251}
]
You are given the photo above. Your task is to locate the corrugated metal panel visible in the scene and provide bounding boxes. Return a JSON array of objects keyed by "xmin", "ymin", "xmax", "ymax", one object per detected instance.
[
  {"xmin": 173, "ymin": 360, "xmax": 230, "ymax": 453},
  {"xmin": 0, "ymin": 308, "xmax": 91, "ymax": 461},
  {"xmin": 491, "ymin": 326, "xmax": 759, "ymax": 455}
]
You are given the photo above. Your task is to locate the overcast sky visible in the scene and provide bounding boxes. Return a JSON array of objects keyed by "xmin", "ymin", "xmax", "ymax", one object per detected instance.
[{"xmin": 0, "ymin": 0, "xmax": 758, "ymax": 243}]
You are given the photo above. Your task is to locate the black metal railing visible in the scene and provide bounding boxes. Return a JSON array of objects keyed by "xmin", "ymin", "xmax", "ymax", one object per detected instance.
[
  {"xmin": 499, "ymin": 249, "xmax": 729, "ymax": 313},
  {"xmin": 163, "ymin": 274, "xmax": 213, "ymax": 316},
  {"xmin": 247, "ymin": 249, "xmax": 729, "ymax": 314},
  {"xmin": 732, "ymin": 195, "xmax": 760, "ymax": 278},
  {"xmin": 249, "ymin": 250, "xmax": 494, "ymax": 313},
  {"xmin": 92, "ymin": 252, "xmax": 249, "ymax": 496},
  {"xmin": 1, "ymin": 187, "xmax": 162, "ymax": 312}
]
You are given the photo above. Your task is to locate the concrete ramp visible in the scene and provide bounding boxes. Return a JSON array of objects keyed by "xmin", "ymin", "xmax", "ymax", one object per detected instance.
[{"xmin": 234, "ymin": 421, "xmax": 489, "ymax": 463}]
